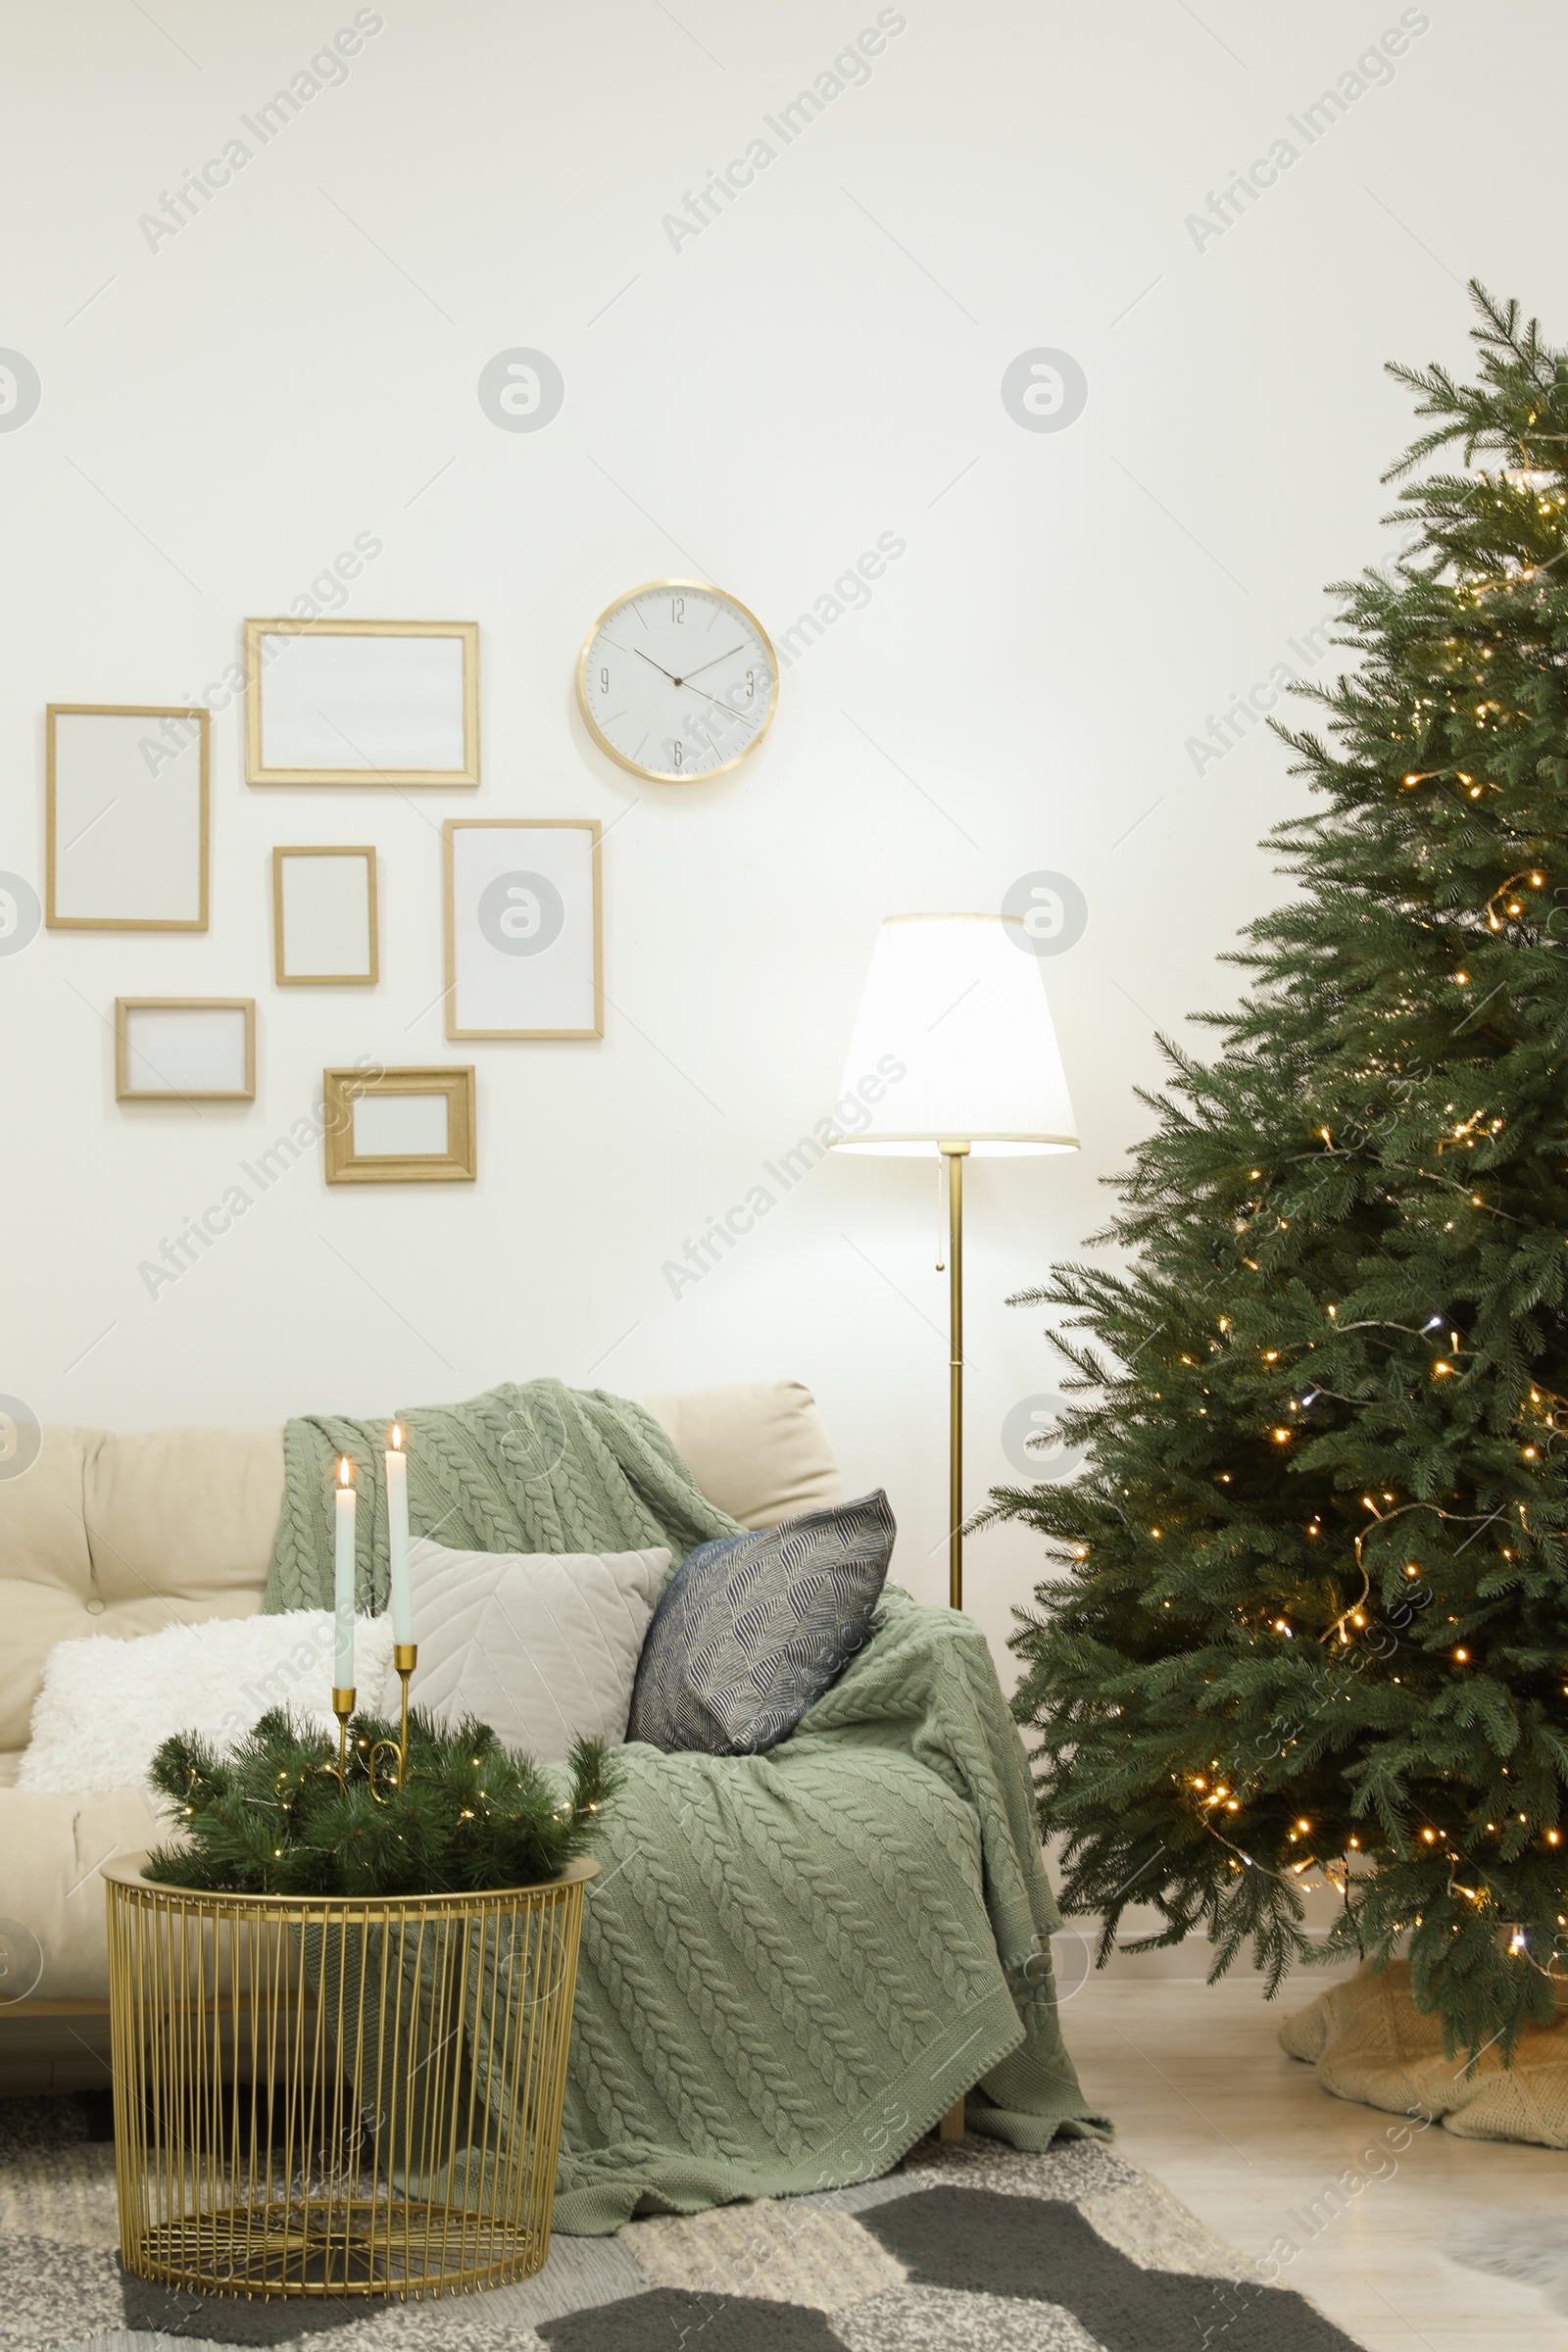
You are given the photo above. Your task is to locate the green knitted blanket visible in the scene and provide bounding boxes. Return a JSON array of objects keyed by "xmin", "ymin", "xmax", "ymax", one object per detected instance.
[
  {"xmin": 264, "ymin": 1379, "xmax": 739, "ymax": 1613},
  {"xmin": 265, "ymin": 1381, "xmax": 1108, "ymax": 2229}
]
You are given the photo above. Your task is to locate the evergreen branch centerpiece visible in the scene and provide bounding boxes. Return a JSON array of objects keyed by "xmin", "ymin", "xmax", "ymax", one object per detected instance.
[
  {"xmin": 145, "ymin": 1707, "xmax": 621, "ymax": 1897},
  {"xmin": 993, "ymin": 285, "xmax": 1568, "ymax": 2060}
]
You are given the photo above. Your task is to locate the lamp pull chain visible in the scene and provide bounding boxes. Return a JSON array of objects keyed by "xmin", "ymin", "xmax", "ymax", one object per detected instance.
[{"xmin": 936, "ymin": 1154, "xmax": 946, "ymax": 1271}]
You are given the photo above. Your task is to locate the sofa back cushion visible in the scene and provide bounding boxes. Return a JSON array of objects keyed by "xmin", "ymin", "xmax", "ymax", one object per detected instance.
[
  {"xmin": 639, "ymin": 1381, "xmax": 843, "ymax": 1529},
  {"xmin": 0, "ymin": 1382, "xmax": 843, "ymax": 1750},
  {"xmin": 80, "ymin": 1425, "xmax": 287, "ymax": 1610},
  {"xmin": 0, "ymin": 1427, "xmax": 283, "ymax": 1752}
]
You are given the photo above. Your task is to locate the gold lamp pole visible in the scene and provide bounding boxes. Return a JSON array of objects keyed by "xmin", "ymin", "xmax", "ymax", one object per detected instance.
[{"xmin": 941, "ymin": 1140, "xmax": 969, "ymax": 1610}]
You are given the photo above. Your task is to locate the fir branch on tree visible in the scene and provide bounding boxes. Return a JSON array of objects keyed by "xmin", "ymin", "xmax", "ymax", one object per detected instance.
[
  {"xmin": 144, "ymin": 1706, "xmax": 623, "ymax": 1897},
  {"xmin": 988, "ymin": 282, "xmax": 1568, "ymax": 2062}
]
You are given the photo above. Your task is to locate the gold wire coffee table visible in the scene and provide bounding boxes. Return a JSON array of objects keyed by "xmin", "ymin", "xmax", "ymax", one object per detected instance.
[{"xmin": 103, "ymin": 1855, "xmax": 595, "ymax": 2300}]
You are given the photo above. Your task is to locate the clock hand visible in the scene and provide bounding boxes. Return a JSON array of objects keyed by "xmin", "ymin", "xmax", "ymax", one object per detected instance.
[
  {"xmin": 679, "ymin": 643, "xmax": 746, "ymax": 684},
  {"xmin": 679, "ymin": 679, "xmax": 758, "ymax": 727},
  {"xmin": 603, "ymin": 636, "xmax": 682, "ymax": 686}
]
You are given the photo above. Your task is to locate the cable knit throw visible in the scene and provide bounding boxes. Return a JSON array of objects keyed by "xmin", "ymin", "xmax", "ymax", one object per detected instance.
[
  {"xmin": 264, "ymin": 1379, "xmax": 738, "ymax": 1615},
  {"xmin": 265, "ymin": 1381, "xmax": 1108, "ymax": 2229}
]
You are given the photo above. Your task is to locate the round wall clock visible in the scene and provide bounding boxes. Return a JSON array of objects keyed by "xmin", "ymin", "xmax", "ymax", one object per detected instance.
[{"xmin": 575, "ymin": 580, "xmax": 778, "ymax": 783}]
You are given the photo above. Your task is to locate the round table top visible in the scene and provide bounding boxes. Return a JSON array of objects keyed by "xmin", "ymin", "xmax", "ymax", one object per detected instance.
[{"xmin": 100, "ymin": 1852, "xmax": 601, "ymax": 1903}]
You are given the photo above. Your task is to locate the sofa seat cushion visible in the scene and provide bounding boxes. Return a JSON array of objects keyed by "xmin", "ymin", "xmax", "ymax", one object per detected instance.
[{"xmin": 0, "ymin": 1786, "xmax": 163, "ymax": 2000}]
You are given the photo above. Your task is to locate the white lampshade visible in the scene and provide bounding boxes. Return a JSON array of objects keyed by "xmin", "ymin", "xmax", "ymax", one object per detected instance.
[{"xmin": 831, "ymin": 913, "xmax": 1079, "ymax": 1157}]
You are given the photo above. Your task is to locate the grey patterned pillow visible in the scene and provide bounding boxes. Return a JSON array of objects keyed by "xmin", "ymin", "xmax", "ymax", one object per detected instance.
[{"xmin": 625, "ymin": 1491, "xmax": 895, "ymax": 1755}]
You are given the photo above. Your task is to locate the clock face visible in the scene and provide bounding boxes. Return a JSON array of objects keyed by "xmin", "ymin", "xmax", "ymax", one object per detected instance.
[{"xmin": 576, "ymin": 581, "xmax": 778, "ymax": 783}]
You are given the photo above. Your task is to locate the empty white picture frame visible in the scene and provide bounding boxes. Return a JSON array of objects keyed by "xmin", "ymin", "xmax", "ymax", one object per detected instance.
[
  {"xmin": 272, "ymin": 847, "xmax": 378, "ymax": 985},
  {"xmin": 323, "ymin": 1066, "xmax": 476, "ymax": 1184},
  {"xmin": 116, "ymin": 999, "xmax": 256, "ymax": 1102},
  {"xmin": 443, "ymin": 818, "xmax": 603, "ymax": 1041},
  {"xmin": 245, "ymin": 619, "xmax": 479, "ymax": 787},
  {"xmin": 47, "ymin": 706, "xmax": 209, "ymax": 930}
]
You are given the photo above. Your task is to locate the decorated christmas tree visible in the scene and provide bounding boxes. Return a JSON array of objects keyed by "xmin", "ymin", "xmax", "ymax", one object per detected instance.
[{"xmin": 996, "ymin": 286, "xmax": 1568, "ymax": 2057}]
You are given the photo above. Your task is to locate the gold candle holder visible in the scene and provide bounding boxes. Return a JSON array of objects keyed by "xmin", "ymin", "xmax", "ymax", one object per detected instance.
[
  {"xmin": 331, "ymin": 1687, "xmax": 356, "ymax": 1790},
  {"xmin": 368, "ymin": 1643, "xmax": 416, "ymax": 1802}
]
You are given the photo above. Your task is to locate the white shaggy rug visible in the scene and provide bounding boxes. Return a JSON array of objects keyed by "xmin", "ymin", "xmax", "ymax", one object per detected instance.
[{"xmin": 1450, "ymin": 2212, "xmax": 1568, "ymax": 2315}]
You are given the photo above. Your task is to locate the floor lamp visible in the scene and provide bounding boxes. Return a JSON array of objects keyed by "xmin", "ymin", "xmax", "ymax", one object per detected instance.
[
  {"xmin": 833, "ymin": 915, "xmax": 1077, "ymax": 2139},
  {"xmin": 831, "ymin": 914, "xmax": 1080, "ymax": 1612}
]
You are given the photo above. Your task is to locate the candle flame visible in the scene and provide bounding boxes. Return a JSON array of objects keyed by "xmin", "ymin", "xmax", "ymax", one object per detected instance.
[
  {"xmin": 390, "ymin": 1422, "xmax": 404, "ymax": 1451},
  {"xmin": 338, "ymin": 1457, "xmax": 353, "ymax": 1487}
]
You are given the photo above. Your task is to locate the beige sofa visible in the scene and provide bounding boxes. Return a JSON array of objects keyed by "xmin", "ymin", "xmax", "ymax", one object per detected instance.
[{"xmin": 0, "ymin": 1381, "xmax": 844, "ymax": 2092}]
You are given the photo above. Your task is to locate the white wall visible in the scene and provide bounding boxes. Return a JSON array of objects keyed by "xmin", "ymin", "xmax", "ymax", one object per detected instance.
[{"xmin": 3, "ymin": 0, "xmax": 1556, "ymax": 1680}]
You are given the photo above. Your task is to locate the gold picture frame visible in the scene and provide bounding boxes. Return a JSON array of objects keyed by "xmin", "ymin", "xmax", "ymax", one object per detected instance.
[
  {"xmin": 244, "ymin": 619, "xmax": 480, "ymax": 787},
  {"xmin": 442, "ymin": 818, "xmax": 604, "ymax": 1042},
  {"xmin": 115, "ymin": 998, "xmax": 256, "ymax": 1102},
  {"xmin": 322, "ymin": 1065, "xmax": 476, "ymax": 1184},
  {"xmin": 47, "ymin": 704, "xmax": 210, "ymax": 931},
  {"xmin": 271, "ymin": 847, "xmax": 379, "ymax": 986}
]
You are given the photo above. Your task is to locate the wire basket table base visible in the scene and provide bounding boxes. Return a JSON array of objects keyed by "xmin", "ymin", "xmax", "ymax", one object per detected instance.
[
  {"xmin": 104, "ymin": 1856, "xmax": 595, "ymax": 2300},
  {"xmin": 131, "ymin": 2201, "xmax": 536, "ymax": 2293}
]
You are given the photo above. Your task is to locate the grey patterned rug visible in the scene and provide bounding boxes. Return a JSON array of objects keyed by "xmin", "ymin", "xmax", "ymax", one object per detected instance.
[{"xmin": 0, "ymin": 2094, "xmax": 1360, "ymax": 2351}]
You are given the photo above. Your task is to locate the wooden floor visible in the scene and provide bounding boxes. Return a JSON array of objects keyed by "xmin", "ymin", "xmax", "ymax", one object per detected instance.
[{"xmin": 1065, "ymin": 1965, "xmax": 1568, "ymax": 2351}]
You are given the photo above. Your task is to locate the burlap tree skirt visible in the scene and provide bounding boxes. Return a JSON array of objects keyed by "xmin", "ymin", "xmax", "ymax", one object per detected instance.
[{"xmin": 1280, "ymin": 1961, "xmax": 1568, "ymax": 2147}]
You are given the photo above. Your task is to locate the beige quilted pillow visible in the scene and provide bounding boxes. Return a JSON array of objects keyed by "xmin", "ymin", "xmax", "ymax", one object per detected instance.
[{"xmin": 407, "ymin": 1536, "xmax": 669, "ymax": 1762}]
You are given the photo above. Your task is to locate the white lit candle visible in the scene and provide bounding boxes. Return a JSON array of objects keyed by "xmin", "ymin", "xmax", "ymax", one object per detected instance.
[
  {"xmin": 333, "ymin": 1458, "xmax": 356, "ymax": 1689},
  {"xmin": 385, "ymin": 1423, "xmax": 413, "ymax": 1644}
]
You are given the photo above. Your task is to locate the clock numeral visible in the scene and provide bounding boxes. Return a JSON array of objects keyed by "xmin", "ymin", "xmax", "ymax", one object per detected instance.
[
  {"xmin": 746, "ymin": 669, "xmax": 755, "ymax": 702},
  {"xmin": 670, "ymin": 739, "xmax": 684, "ymax": 771},
  {"xmin": 670, "ymin": 595, "xmax": 685, "ymax": 624},
  {"xmin": 600, "ymin": 665, "xmax": 610, "ymax": 694}
]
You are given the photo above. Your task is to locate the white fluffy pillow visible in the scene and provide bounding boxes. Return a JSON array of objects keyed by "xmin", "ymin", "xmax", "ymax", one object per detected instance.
[
  {"xmin": 408, "ymin": 1537, "xmax": 669, "ymax": 1761},
  {"xmin": 16, "ymin": 1610, "xmax": 398, "ymax": 1798}
]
